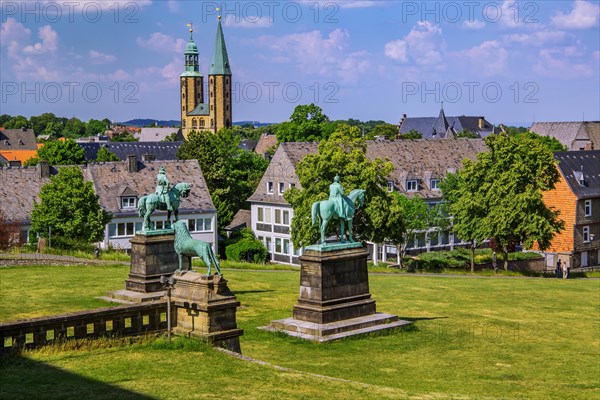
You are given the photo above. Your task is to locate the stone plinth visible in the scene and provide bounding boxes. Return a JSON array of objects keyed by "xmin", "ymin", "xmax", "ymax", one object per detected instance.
[
  {"xmin": 264, "ymin": 245, "xmax": 411, "ymax": 342},
  {"xmin": 125, "ymin": 232, "xmax": 178, "ymax": 293},
  {"xmin": 170, "ymin": 272, "xmax": 243, "ymax": 353}
]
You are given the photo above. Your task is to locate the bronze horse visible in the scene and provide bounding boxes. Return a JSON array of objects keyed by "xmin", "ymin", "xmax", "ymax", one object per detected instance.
[
  {"xmin": 311, "ymin": 189, "xmax": 365, "ymax": 245},
  {"xmin": 137, "ymin": 182, "xmax": 191, "ymax": 231}
]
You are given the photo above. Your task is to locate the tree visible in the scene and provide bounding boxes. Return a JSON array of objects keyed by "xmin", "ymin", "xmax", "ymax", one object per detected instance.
[
  {"xmin": 63, "ymin": 117, "xmax": 86, "ymax": 138},
  {"xmin": 42, "ymin": 121, "xmax": 63, "ymax": 138},
  {"xmin": 455, "ymin": 129, "xmax": 479, "ymax": 139},
  {"xmin": 3, "ymin": 115, "xmax": 29, "ymax": 129},
  {"xmin": 442, "ymin": 133, "xmax": 564, "ymax": 271},
  {"xmin": 0, "ymin": 114, "xmax": 11, "ymax": 127},
  {"xmin": 111, "ymin": 133, "xmax": 138, "ymax": 142},
  {"xmin": 507, "ymin": 129, "xmax": 567, "ymax": 152},
  {"xmin": 30, "ymin": 167, "xmax": 111, "ymax": 246},
  {"xmin": 30, "ymin": 113, "xmax": 64, "ymax": 134},
  {"xmin": 86, "ymin": 119, "xmax": 106, "ymax": 136},
  {"xmin": 177, "ymin": 128, "xmax": 269, "ymax": 228},
  {"xmin": 368, "ymin": 123, "xmax": 398, "ymax": 140},
  {"xmin": 283, "ymin": 124, "xmax": 394, "ymax": 248},
  {"xmin": 162, "ymin": 132, "xmax": 179, "ymax": 142},
  {"xmin": 34, "ymin": 139, "xmax": 86, "ymax": 165},
  {"xmin": 95, "ymin": 146, "xmax": 120, "ymax": 162},
  {"xmin": 398, "ymin": 129, "xmax": 422, "ymax": 140},
  {"xmin": 276, "ymin": 104, "xmax": 334, "ymax": 143}
]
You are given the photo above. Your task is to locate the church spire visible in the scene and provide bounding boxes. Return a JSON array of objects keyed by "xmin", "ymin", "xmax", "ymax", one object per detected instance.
[
  {"xmin": 209, "ymin": 19, "xmax": 232, "ymax": 76},
  {"xmin": 182, "ymin": 23, "xmax": 200, "ymax": 76}
]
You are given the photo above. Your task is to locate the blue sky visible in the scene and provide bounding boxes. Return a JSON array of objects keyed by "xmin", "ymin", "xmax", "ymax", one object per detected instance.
[{"xmin": 1, "ymin": 0, "xmax": 599, "ymax": 126}]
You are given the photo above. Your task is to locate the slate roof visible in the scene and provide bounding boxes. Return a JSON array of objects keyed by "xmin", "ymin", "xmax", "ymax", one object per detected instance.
[
  {"xmin": 224, "ymin": 209, "xmax": 251, "ymax": 231},
  {"xmin": 248, "ymin": 139, "xmax": 487, "ymax": 204},
  {"xmin": 0, "ymin": 129, "xmax": 37, "ymax": 151},
  {"xmin": 86, "ymin": 160, "xmax": 215, "ymax": 215},
  {"xmin": 138, "ymin": 128, "xmax": 182, "ymax": 142},
  {"xmin": 240, "ymin": 139, "xmax": 258, "ymax": 152},
  {"xmin": 554, "ymin": 151, "xmax": 600, "ymax": 200},
  {"xmin": 78, "ymin": 142, "xmax": 182, "ymax": 161},
  {"xmin": 209, "ymin": 20, "xmax": 232, "ymax": 76},
  {"xmin": 254, "ymin": 133, "xmax": 278, "ymax": 156},
  {"xmin": 188, "ymin": 103, "xmax": 210, "ymax": 116},
  {"xmin": 0, "ymin": 164, "xmax": 72, "ymax": 222},
  {"xmin": 530, "ymin": 122, "xmax": 600, "ymax": 150},
  {"xmin": 399, "ymin": 109, "xmax": 498, "ymax": 139}
]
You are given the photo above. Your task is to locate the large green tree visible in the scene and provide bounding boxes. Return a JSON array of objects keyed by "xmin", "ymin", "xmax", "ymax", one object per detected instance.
[
  {"xmin": 63, "ymin": 117, "xmax": 87, "ymax": 138},
  {"xmin": 30, "ymin": 167, "xmax": 111, "ymax": 245},
  {"xmin": 443, "ymin": 133, "xmax": 564, "ymax": 271},
  {"xmin": 95, "ymin": 146, "xmax": 120, "ymax": 162},
  {"xmin": 177, "ymin": 128, "xmax": 269, "ymax": 228},
  {"xmin": 284, "ymin": 124, "xmax": 394, "ymax": 248},
  {"xmin": 276, "ymin": 103, "xmax": 336, "ymax": 143},
  {"xmin": 30, "ymin": 139, "xmax": 86, "ymax": 166},
  {"xmin": 86, "ymin": 119, "xmax": 106, "ymax": 136}
]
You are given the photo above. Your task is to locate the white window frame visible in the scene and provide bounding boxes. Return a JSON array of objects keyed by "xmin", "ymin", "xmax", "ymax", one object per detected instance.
[
  {"xmin": 430, "ymin": 179, "xmax": 440, "ymax": 190},
  {"xmin": 267, "ymin": 181, "xmax": 274, "ymax": 194},
  {"xmin": 584, "ymin": 200, "xmax": 592, "ymax": 217},
  {"xmin": 188, "ymin": 217, "xmax": 213, "ymax": 232},
  {"xmin": 121, "ymin": 196, "xmax": 137, "ymax": 209},
  {"xmin": 278, "ymin": 182, "xmax": 285, "ymax": 195},
  {"xmin": 289, "ymin": 183, "xmax": 296, "ymax": 189},
  {"xmin": 109, "ymin": 221, "xmax": 140, "ymax": 238},
  {"xmin": 583, "ymin": 226, "xmax": 590, "ymax": 243},
  {"xmin": 387, "ymin": 181, "xmax": 394, "ymax": 192},
  {"xmin": 406, "ymin": 180, "xmax": 418, "ymax": 192},
  {"xmin": 258, "ymin": 207, "xmax": 271, "ymax": 223}
]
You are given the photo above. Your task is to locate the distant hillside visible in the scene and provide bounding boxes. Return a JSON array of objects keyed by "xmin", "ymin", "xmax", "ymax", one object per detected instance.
[{"xmin": 118, "ymin": 119, "xmax": 275, "ymax": 128}]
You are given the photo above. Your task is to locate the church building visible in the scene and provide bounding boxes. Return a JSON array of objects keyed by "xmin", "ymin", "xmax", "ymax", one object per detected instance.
[{"xmin": 180, "ymin": 19, "xmax": 232, "ymax": 138}]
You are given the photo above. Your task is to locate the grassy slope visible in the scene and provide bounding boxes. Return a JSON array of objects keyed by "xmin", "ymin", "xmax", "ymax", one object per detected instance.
[{"xmin": 0, "ymin": 265, "xmax": 598, "ymax": 399}]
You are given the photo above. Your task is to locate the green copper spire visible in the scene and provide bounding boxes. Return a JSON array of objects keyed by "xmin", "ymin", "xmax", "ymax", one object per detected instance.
[
  {"xmin": 182, "ymin": 25, "xmax": 201, "ymax": 77},
  {"xmin": 209, "ymin": 20, "xmax": 232, "ymax": 76}
]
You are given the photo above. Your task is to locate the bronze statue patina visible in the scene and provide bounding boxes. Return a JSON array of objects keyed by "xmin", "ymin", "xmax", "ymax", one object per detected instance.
[
  {"xmin": 311, "ymin": 175, "xmax": 365, "ymax": 245},
  {"xmin": 173, "ymin": 221, "xmax": 221, "ymax": 275},
  {"xmin": 137, "ymin": 166, "xmax": 191, "ymax": 231}
]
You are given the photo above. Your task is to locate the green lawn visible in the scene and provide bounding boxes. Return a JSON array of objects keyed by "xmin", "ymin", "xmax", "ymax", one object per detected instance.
[{"xmin": 1, "ymin": 265, "xmax": 598, "ymax": 399}]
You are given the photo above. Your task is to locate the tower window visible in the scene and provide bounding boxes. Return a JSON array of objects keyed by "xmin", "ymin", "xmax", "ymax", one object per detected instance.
[
  {"xmin": 200, "ymin": 119, "xmax": 205, "ymax": 128},
  {"xmin": 192, "ymin": 119, "xmax": 197, "ymax": 128}
]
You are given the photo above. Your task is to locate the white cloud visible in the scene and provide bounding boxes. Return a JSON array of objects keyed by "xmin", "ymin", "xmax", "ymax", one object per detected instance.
[
  {"xmin": 455, "ymin": 40, "xmax": 508, "ymax": 76},
  {"xmin": 89, "ymin": 50, "xmax": 116, "ymax": 64},
  {"xmin": 505, "ymin": 31, "xmax": 570, "ymax": 47},
  {"xmin": 20, "ymin": 0, "xmax": 151, "ymax": 11},
  {"xmin": 0, "ymin": 18, "xmax": 31, "ymax": 45},
  {"xmin": 137, "ymin": 32, "xmax": 186, "ymax": 54},
  {"xmin": 134, "ymin": 58, "xmax": 183, "ymax": 86},
  {"xmin": 533, "ymin": 47, "xmax": 593, "ymax": 78},
  {"xmin": 223, "ymin": 15, "xmax": 273, "ymax": 29},
  {"xmin": 551, "ymin": 0, "xmax": 600, "ymax": 29},
  {"xmin": 23, "ymin": 25, "xmax": 57, "ymax": 54},
  {"xmin": 167, "ymin": 0, "xmax": 180, "ymax": 13},
  {"xmin": 384, "ymin": 22, "xmax": 444, "ymax": 66},
  {"xmin": 462, "ymin": 20, "xmax": 486, "ymax": 30}
]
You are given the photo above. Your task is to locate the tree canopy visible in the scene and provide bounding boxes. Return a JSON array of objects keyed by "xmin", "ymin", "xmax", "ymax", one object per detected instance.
[
  {"xmin": 397, "ymin": 129, "xmax": 422, "ymax": 140},
  {"xmin": 27, "ymin": 139, "xmax": 87, "ymax": 166},
  {"xmin": 276, "ymin": 104, "xmax": 336, "ymax": 143},
  {"xmin": 30, "ymin": 167, "xmax": 111, "ymax": 246},
  {"xmin": 284, "ymin": 124, "xmax": 394, "ymax": 248},
  {"xmin": 442, "ymin": 133, "xmax": 564, "ymax": 270},
  {"xmin": 95, "ymin": 146, "xmax": 120, "ymax": 162},
  {"xmin": 177, "ymin": 128, "xmax": 269, "ymax": 228}
]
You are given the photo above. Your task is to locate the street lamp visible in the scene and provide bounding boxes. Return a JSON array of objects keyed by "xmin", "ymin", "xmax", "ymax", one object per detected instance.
[{"xmin": 160, "ymin": 275, "xmax": 175, "ymax": 340}]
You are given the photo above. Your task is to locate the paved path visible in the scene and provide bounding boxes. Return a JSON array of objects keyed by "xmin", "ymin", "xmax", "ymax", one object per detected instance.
[{"xmin": 0, "ymin": 253, "xmax": 128, "ymax": 265}]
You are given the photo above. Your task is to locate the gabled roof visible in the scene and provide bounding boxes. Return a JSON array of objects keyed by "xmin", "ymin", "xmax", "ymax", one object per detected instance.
[
  {"xmin": 86, "ymin": 160, "xmax": 215, "ymax": 214},
  {"xmin": 138, "ymin": 128, "xmax": 181, "ymax": 142},
  {"xmin": 530, "ymin": 122, "xmax": 600, "ymax": 150},
  {"xmin": 400, "ymin": 114, "xmax": 498, "ymax": 139},
  {"xmin": 0, "ymin": 150, "xmax": 38, "ymax": 163},
  {"xmin": 78, "ymin": 142, "xmax": 182, "ymax": 161},
  {"xmin": 0, "ymin": 129, "xmax": 37, "ymax": 151},
  {"xmin": 224, "ymin": 209, "xmax": 251, "ymax": 231},
  {"xmin": 209, "ymin": 20, "xmax": 232, "ymax": 76},
  {"xmin": 254, "ymin": 134, "xmax": 278, "ymax": 156},
  {"xmin": 554, "ymin": 151, "xmax": 600, "ymax": 199}
]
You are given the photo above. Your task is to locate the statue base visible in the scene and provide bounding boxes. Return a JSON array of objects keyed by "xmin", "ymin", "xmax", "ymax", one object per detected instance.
[
  {"xmin": 106, "ymin": 233, "xmax": 178, "ymax": 303},
  {"xmin": 170, "ymin": 272, "xmax": 243, "ymax": 354},
  {"xmin": 262, "ymin": 245, "xmax": 411, "ymax": 341}
]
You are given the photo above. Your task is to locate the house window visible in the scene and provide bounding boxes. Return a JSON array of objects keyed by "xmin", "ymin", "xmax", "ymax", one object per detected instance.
[
  {"xmin": 406, "ymin": 180, "xmax": 418, "ymax": 192},
  {"xmin": 200, "ymin": 119, "xmax": 205, "ymax": 128},
  {"xmin": 257, "ymin": 207, "xmax": 271, "ymax": 223},
  {"xmin": 387, "ymin": 181, "xmax": 394, "ymax": 192},
  {"xmin": 283, "ymin": 210, "xmax": 290, "ymax": 226},
  {"xmin": 109, "ymin": 222, "xmax": 138, "ymax": 238},
  {"xmin": 584, "ymin": 200, "xmax": 592, "ymax": 217},
  {"xmin": 274, "ymin": 209, "xmax": 290, "ymax": 226},
  {"xmin": 278, "ymin": 182, "xmax": 285, "ymax": 194},
  {"xmin": 583, "ymin": 226, "xmax": 590, "ymax": 243},
  {"xmin": 430, "ymin": 179, "xmax": 440, "ymax": 190},
  {"xmin": 188, "ymin": 217, "xmax": 213, "ymax": 232},
  {"xmin": 275, "ymin": 209, "xmax": 281, "ymax": 224},
  {"xmin": 121, "ymin": 197, "xmax": 137, "ymax": 209},
  {"xmin": 289, "ymin": 183, "xmax": 296, "ymax": 189},
  {"xmin": 267, "ymin": 181, "xmax": 274, "ymax": 194},
  {"xmin": 275, "ymin": 238, "xmax": 282, "ymax": 253}
]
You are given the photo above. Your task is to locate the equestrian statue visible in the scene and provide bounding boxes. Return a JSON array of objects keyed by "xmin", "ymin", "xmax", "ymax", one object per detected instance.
[
  {"xmin": 311, "ymin": 175, "xmax": 366, "ymax": 245},
  {"xmin": 137, "ymin": 166, "xmax": 192, "ymax": 231}
]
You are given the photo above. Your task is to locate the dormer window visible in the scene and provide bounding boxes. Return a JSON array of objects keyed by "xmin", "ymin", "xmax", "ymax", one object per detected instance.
[
  {"xmin": 278, "ymin": 182, "xmax": 285, "ymax": 194},
  {"xmin": 406, "ymin": 179, "xmax": 418, "ymax": 192},
  {"xmin": 387, "ymin": 181, "xmax": 394, "ymax": 192},
  {"xmin": 430, "ymin": 179, "xmax": 440, "ymax": 190},
  {"xmin": 267, "ymin": 181, "xmax": 274, "ymax": 194},
  {"xmin": 121, "ymin": 197, "xmax": 137, "ymax": 209},
  {"xmin": 18, "ymin": 139, "xmax": 24, "ymax": 145}
]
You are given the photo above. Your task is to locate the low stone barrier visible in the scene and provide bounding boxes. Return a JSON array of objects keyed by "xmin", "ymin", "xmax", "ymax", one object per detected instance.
[{"xmin": 0, "ymin": 301, "xmax": 167, "ymax": 354}]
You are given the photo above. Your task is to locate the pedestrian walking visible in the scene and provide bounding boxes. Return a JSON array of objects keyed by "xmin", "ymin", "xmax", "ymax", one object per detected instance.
[
  {"xmin": 556, "ymin": 259, "xmax": 562, "ymax": 278},
  {"xmin": 562, "ymin": 261, "xmax": 569, "ymax": 279}
]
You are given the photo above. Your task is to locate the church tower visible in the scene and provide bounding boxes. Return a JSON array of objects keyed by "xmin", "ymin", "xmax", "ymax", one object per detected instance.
[
  {"xmin": 180, "ymin": 26, "xmax": 203, "ymax": 132},
  {"xmin": 208, "ymin": 18, "xmax": 232, "ymax": 131}
]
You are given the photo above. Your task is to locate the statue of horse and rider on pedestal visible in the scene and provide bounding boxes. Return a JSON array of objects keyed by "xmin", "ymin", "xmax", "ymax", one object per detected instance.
[
  {"xmin": 137, "ymin": 166, "xmax": 192, "ymax": 231},
  {"xmin": 311, "ymin": 175, "xmax": 366, "ymax": 245}
]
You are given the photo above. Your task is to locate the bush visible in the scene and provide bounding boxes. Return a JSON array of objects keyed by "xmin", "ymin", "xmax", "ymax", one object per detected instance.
[{"xmin": 225, "ymin": 238, "xmax": 268, "ymax": 263}]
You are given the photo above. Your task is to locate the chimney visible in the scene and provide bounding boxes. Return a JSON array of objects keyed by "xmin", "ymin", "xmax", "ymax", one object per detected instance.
[
  {"xmin": 143, "ymin": 154, "xmax": 156, "ymax": 162},
  {"xmin": 9, "ymin": 160, "xmax": 21, "ymax": 167},
  {"xmin": 39, "ymin": 161, "xmax": 50, "ymax": 178},
  {"xmin": 478, "ymin": 117, "xmax": 485, "ymax": 130},
  {"xmin": 127, "ymin": 155, "xmax": 138, "ymax": 173}
]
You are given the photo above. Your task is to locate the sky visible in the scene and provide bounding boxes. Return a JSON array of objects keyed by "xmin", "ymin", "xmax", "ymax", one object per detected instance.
[{"xmin": 1, "ymin": 0, "xmax": 599, "ymax": 126}]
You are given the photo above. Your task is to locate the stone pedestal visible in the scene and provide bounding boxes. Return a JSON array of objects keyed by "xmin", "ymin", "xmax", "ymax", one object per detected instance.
[
  {"xmin": 264, "ymin": 244, "xmax": 411, "ymax": 342},
  {"xmin": 106, "ymin": 232, "xmax": 178, "ymax": 303},
  {"xmin": 170, "ymin": 272, "xmax": 243, "ymax": 353}
]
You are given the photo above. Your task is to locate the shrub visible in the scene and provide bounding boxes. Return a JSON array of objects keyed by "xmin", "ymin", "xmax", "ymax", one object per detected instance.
[{"xmin": 225, "ymin": 229, "xmax": 268, "ymax": 263}]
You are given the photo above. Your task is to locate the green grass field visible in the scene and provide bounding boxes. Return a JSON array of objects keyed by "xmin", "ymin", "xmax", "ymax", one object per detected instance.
[{"xmin": 1, "ymin": 264, "xmax": 598, "ymax": 399}]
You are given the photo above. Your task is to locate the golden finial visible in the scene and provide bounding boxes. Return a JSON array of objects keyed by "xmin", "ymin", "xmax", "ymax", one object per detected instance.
[
  {"xmin": 216, "ymin": 7, "xmax": 221, "ymax": 20},
  {"xmin": 186, "ymin": 22, "xmax": 193, "ymax": 33}
]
